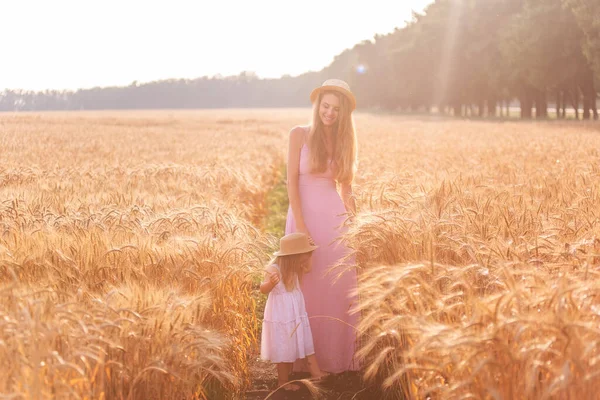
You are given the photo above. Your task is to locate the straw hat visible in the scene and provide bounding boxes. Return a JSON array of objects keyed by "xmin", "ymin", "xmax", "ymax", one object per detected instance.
[
  {"xmin": 310, "ymin": 79, "xmax": 357, "ymax": 111},
  {"xmin": 273, "ymin": 232, "xmax": 318, "ymax": 257}
]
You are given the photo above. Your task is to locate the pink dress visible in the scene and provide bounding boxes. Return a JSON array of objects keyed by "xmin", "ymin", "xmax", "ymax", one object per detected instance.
[
  {"xmin": 285, "ymin": 135, "xmax": 360, "ymax": 373},
  {"xmin": 260, "ymin": 264, "xmax": 315, "ymax": 363}
]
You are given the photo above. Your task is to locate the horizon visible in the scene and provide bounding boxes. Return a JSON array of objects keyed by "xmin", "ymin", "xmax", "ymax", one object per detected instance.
[{"xmin": 1, "ymin": 0, "xmax": 433, "ymax": 92}]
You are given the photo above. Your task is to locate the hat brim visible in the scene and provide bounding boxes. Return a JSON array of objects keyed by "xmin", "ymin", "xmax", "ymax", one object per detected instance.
[
  {"xmin": 310, "ymin": 86, "xmax": 356, "ymax": 111},
  {"xmin": 273, "ymin": 245, "xmax": 318, "ymax": 257}
]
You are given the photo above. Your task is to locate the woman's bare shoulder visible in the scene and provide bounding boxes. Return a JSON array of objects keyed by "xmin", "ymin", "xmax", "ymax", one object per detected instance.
[
  {"xmin": 290, "ymin": 125, "xmax": 309, "ymax": 136},
  {"xmin": 289, "ymin": 125, "xmax": 310, "ymax": 146}
]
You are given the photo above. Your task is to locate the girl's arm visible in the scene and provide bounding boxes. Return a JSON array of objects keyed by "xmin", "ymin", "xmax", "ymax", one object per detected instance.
[
  {"xmin": 287, "ymin": 127, "xmax": 312, "ymax": 240},
  {"xmin": 341, "ymin": 181, "xmax": 357, "ymax": 215},
  {"xmin": 259, "ymin": 266, "xmax": 280, "ymax": 294}
]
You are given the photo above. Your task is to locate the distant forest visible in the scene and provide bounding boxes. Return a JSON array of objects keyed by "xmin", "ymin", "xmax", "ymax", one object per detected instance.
[{"xmin": 1, "ymin": 0, "xmax": 598, "ymax": 119}]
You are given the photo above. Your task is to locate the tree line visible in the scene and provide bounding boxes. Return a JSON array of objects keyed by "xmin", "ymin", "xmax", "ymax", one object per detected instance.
[
  {"xmin": 1, "ymin": 0, "xmax": 598, "ymax": 119},
  {"xmin": 345, "ymin": 0, "xmax": 599, "ymax": 119}
]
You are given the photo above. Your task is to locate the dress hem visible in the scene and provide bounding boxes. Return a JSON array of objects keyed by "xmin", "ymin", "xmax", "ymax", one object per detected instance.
[{"xmin": 260, "ymin": 352, "xmax": 316, "ymax": 364}]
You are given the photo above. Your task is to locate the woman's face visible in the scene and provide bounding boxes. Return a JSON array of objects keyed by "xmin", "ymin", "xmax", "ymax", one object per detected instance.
[{"xmin": 319, "ymin": 93, "xmax": 340, "ymax": 127}]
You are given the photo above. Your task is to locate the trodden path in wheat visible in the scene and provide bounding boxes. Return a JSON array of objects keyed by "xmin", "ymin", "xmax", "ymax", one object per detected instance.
[{"xmin": 2, "ymin": 110, "xmax": 600, "ymax": 399}]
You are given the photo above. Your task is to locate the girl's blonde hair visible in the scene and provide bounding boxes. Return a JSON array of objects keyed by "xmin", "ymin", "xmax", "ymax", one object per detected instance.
[
  {"xmin": 272, "ymin": 252, "xmax": 311, "ymax": 292},
  {"xmin": 308, "ymin": 90, "xmax": 358, "ymax": 184}
]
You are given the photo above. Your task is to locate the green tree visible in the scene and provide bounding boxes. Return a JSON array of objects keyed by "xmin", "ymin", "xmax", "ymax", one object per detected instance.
[
  {"xmin": 563, "ymin": 0, "xmax": 599, "ymax": 118},
  {"xmin": 499, "ymin": 0, "xmax": 595, "ymax": 118}
]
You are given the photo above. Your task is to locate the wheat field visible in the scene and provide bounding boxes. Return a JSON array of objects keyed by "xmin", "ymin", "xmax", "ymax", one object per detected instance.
[{"xmin": 2, "ymin": 110, "xmax": 600, "ymax": 399}]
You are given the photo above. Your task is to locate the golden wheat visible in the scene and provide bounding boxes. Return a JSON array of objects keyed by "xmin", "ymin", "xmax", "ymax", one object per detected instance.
[
  {"xmin": 345, "ymin": 116, "xmax": 600, "ymax": 399},
  {"xmin": 0, "ymin": 109, "xmax": 307, "ymax": 399},
  {"xmin": 3, "ymin": 110, "xmax": 600, "ymax": 399}
]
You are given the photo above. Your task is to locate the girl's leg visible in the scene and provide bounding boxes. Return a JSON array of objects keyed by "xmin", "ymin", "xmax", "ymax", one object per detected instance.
[
  {"xmin": 285, "ymin": 362, "xmax": 294, "ymax": 377},
  {"xmin": 306, "ymin": 354, "xmax": 328, "ymax": 379},
  {"xmin": 276, "ymin": 362, "xmax": 299, "ymax": 391}
]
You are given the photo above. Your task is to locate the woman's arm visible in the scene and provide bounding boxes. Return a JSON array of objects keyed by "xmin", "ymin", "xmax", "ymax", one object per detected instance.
[
  {"xmin": 341, "ymin": 181, "xmax": 357, "ymax": 215},
  {"xmin": 287, "ymin": 127, "xmax": 312, "ymax": 239}
]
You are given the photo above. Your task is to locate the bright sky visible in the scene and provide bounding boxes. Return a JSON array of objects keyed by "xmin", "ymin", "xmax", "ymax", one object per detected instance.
[{"xmin": 0, "ymin": 0, "xmax": 433, "ymax": 91}]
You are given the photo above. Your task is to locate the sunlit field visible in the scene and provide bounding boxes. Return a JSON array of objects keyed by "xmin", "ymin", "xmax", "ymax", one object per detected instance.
[{"xmin": 2, "ymin": 110, "xmax": 600, "ymax": 399}]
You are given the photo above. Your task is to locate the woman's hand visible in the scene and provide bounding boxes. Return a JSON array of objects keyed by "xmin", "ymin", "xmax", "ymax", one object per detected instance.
[
  {"xmin": 297, "ymin": 225, "xmax": 316, "ymax": 246},
  {"xmin": 346, "ymin": 213, "xmax": 356, "ymax": 225},
  {"xmin": 341, "ymin": 181, "xmax": 357, "ymax": 215}
]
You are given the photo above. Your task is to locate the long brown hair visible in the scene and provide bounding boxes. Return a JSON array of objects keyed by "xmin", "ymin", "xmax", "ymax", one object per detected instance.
[
  {"xmin": 307, "ymin": 90, "xmax": 358, "ymax": 184},
  {"xmin": 273, "ymin": 253, "xmax": 310, "ymax": 291}
]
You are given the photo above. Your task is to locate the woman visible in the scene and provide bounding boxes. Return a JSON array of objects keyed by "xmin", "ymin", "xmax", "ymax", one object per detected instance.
[{"xmin": 285, "ymin": 78, "xmax": 360, "ymax": 374}]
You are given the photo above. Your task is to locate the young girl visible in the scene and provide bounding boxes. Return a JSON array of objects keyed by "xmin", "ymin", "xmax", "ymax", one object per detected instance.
[{"xmin": 260, "ymin": 232, "xmax": 327, "ymax": 392}]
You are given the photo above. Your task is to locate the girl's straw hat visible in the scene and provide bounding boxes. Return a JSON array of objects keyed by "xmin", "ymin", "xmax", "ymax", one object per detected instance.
[
  {"xmin": 310, "ymin": 79, "xmax": 357, "ymax": 111},
  {"xmin": 273, "ymin": 232, "xmax": 318, "ymax": 257}
]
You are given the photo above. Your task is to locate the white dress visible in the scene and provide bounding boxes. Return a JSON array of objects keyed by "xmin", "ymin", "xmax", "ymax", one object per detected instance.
[{"xmin": 260, "ymin": 264, "xmax": 315, "ymax": 363}]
